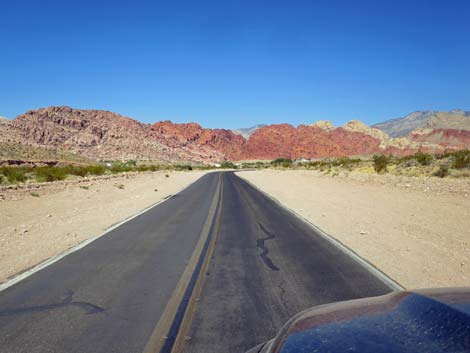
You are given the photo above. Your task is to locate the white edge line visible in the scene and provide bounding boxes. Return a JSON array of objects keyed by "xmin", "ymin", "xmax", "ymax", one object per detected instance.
[
  {"xmin": 0, "ymin": 173, "xmax": 208, "ymax": 293},
  {"xmin": 236, "ymin": 172, "xmax": 405, "ymax": 292}
]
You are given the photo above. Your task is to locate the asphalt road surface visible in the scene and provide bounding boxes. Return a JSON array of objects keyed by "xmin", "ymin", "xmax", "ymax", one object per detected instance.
[{"xmin": 0, "ymin": 172, "xmax": 395, "ymax": 353}]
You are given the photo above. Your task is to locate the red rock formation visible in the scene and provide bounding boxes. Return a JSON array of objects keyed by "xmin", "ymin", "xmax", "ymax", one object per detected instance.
[
  {"xmin": 1, "ymin": 106, "xmax": 467, "ymax": 163},
  {"xmin": 5, "ymin": 107, "xmax": 228, "ymax": 162},
  {"xmin": 152, "ymin": 121, "xmax": 245, "ymax": 159},
  {"xmin": 3, "ymin": 106, "xmax": 246, "ymax": 162},
  {"xmin": 238, "ymin": 124, "xmax": 389, "ymax": 160}
]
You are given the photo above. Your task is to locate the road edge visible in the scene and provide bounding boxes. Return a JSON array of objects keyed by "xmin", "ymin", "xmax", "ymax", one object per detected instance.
[{"xmin": 235, "ymin": 172, "xmax": 405, "ymax": 291}]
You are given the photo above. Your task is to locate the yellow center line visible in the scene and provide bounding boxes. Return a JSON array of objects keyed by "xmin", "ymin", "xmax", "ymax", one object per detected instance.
[{"xmin": 143, "ymin": 173, "xmax": 224, "ymax": 353}]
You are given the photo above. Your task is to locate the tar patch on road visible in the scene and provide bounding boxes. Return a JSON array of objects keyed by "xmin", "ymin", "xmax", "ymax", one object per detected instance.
[
  {"xmin": 256, "ymin": 223, "xmax": 280, "ymax": 271},
  {"xmin": 0, "ymin": 290, "xmax": 105, "ymax": 317}
]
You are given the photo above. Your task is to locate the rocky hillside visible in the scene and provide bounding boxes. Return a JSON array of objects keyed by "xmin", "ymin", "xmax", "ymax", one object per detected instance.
[
  {"xmin": 373, "ymin": 109, "xmax": 470, "ymax": 137},
  {"xmin": 1, "ymin": 106, "xmax": 469, "ymax": 163},
  {"xmin": 236, "ymin": 121, "xmax": 421, "ymax": 160},
  {"xmin": 1, "ymin": 107, "xmax": 231, "ymax": 162},
  {"xmin": 152, "ymin": 120, "xmax": 245, "ymax": 161}
]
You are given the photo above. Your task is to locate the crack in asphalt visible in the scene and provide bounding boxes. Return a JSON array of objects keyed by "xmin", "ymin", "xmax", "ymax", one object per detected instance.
[
  {"xmin": 0, "ymin": 290, "xmax": 105, "ymax": 317},
  {"xmin": 257, "ymin": 223, "xmax": 280, "ymax": 271}
]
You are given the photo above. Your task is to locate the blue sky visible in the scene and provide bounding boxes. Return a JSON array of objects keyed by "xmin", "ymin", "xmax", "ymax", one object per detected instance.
[{"xmin": 1, "ymin": 0, "xmax": 469, "ymax": 128}]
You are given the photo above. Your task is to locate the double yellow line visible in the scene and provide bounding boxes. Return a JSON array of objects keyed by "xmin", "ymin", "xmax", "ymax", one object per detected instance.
[{"xmin": 144, "ymin": 174, "xmax": 224, "ymax": 353}]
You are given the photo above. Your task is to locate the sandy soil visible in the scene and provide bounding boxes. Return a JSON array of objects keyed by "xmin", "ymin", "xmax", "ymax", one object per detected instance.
[
  {"xmin": 0, "ymin": 171, "xmax": 206, "ymax": 283},
  {"xmin": 238, "ymin": 170, "xmax": 470, "ymax": 289}
]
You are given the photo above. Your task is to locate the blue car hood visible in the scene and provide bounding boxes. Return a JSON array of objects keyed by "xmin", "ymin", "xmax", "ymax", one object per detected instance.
[{"xmin": 264, "ymin": 287, "xmax": 470, "ymax": 353}]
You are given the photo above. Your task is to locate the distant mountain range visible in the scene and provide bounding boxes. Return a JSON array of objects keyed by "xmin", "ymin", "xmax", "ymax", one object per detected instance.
[
  {"xmin": 233, "ymin": 124, "xmax": 266, "ymax": 139},
  {"xmin": 1, "ymin": 106, "xmax": 469, "ymax": 163},
  {"xmin": 372, "ymin": 109, "xmax": 470, "ymax": 137}
]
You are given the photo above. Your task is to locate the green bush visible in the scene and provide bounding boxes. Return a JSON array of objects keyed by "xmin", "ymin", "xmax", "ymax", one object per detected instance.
[
  {"xmin": 136, "ymin": 164, "xmax": 151, "ymax": 172},
  {"xmin": 433, "ymin": 165, "xmax": 449, "ymax": 178},
  {"xmin": 35, "ymin": 166, "xmax": 67, "ymax": 182},
  {"xmin": 373, "ymin": 155, "xmax": 389, "ymax": 173},
  {"xmin": 175, "ymin": 164, "xmax": 194, "ymax": 171},
  {"xmin": 305, "ymin": 160, "xmax": 323, "ymax": 168},
  {"xmin": 135, "ymin": 164, "xmax": 161, "ymax": 172},
  {"xmin": 435, "ymin": 151, "xmax": 455, "ymax": 160},
  {"xmin": 9, "ymin": 169, "xmax": 28, "ymax": 183},
  {"xmin": 219, "ymin": 162, "xmax": 236, "ymax": 169},
  {"xmin": 271, "ymin": 158, "xmax": 293, "ymax": 168},
  {"xmin": 330, "ymin": 157, "xmax": 361, "ymax": 167},
  {"xmin": 67, "ymin": 166, "xmax": 88, "ymax": 177},
  {"xmin": 110, "ymin": 163, "xmax": 132, "ymax": 174},
  {"xmin": 414, "ymin": 152, "xmax": 433, "ymax": 166},
  {"xmin": 452, "ymin": 150, "xmax": 470, "ymax": 169},
  {"xmin": 397, "ymin": 154, "xmax": 415, "ymax": 163},
  {"xmin": 87, "ymin": 165, "xmax": 106, "ymax": 175},
  {"xmin": 0, "ymin": 166, "xmax": 29, "ymax": 183}
]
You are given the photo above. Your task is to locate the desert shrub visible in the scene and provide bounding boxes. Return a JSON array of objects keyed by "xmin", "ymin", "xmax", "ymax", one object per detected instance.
[
  {"xmin": 35, "ymin": 166, "xmax": 67, "ymax": 182},
  {"xmin": 194, "ymin": 164, "xmax": 212, "ymax": 170},
  {"xmin": 67, "ymin": 166, "xmax": 88, "ymax": 177},
  {"xmin": 396, "ymin": 154, "xmax": 418, "ymax": 167},
  {"xmin": 219, "ymin": 162, "xmax": 236, "ymax": 169},
  {"xmin": 330, "ymin": 157, "xmax": 361, "ymax": 167},
  {"xmin": 136, "ymin": 164, "xmax": 162, "ymax": 172},
  {"xmin": 373, "ymin": 155, "xmax": 389, "ymax": 173},
  {"xmin": 433, "ymin": 165, "xmax": 449, "ymax": 178},
  {"xmin": 414, "ymin": 152, "xmax": 433, "ymax": 166},
  {"xmin": 0, "ymin": 166, "xmax": 29, "ymax": 183},
  {"xmin": 30, "ymin": 192, "xmax": 40, "ymax": 197},
  {"xmin": 451, "ymin": 150, "xmax": 470, "ymax": 169},
  {"xmin": 110, "ymin": 163, "xmax": 132, "ymax": 174},
  {"xmin": 305, "ymin": 160, "xmax": 323, "ymax": 168},
  {"xmin": 9, "ymin": 169, "xmax": 28, "ymax": 183},
  {"xmin": 240, "ymin": 161, "xmax": 268, "ymax": 169},
  {"xmin": 435, "ymin": 151, "xmax": 455, "ymax": 160},
  {"xmin": 175, "ymin": 164, "xmax": 194, "ymax": 171},
  {"xmin": 397, "ymin": 154, "xmax": 416, "ymax": 163},
  {"xmin": 271, "ymin": 158, "xmax": 293, "ymax": 168},
  {"xmin": 87, "ymin": 165, "xmax": 106, "ymax": 175},
  {"xmin": 136, "ymin": 164, "xmax": 151, "ymax": 172}
]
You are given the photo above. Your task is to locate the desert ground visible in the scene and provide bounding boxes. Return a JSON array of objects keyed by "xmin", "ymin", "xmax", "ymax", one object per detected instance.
[
  {"xmin": 238, "ymin": 170, "xmax": 470, "ymax": 289},
  {"xmin": 0, "ymin": 170, "xmax": 207, "ymax": 283}
]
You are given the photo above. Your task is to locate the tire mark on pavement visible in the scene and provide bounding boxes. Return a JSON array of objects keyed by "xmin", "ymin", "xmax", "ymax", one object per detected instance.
[{"xmin": 257, "ymin": 223, "xmax": 280, "ymax": 271}]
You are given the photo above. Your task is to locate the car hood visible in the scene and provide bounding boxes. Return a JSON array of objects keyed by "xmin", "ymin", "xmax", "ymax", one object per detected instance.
[{"xmin": 252, "ymin": 287, "xmax": 470, "ymax": 353}]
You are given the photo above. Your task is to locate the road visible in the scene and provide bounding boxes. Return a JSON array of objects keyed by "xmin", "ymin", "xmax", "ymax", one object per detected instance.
[{"xmin": 0, "ymin": 172, "xmax": 395, "ymax": 353}]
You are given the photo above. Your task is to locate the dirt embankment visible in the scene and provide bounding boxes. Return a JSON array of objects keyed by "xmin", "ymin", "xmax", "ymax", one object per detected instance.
[
  {"xmin": 237, "ymin": 170, "xmax": 470, "ymax": 289},
  {"xmin": 0, "ymin": 171, "xmax": 207, "ymax": 283}
]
